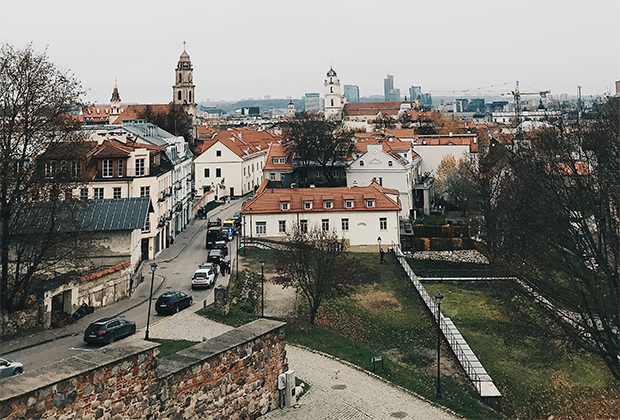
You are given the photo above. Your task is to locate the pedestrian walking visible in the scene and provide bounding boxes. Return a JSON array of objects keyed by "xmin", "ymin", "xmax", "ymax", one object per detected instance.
[
  {"xmin": 226, "ymin": 260, "xmax": 231, "ymax": 275},
  {"xmin": 220, "ymin": 260, "xmax": 227, "ymax": 277},
  {"xmin": 380, "ymin": 248, "xmax": 385, "ymax": 263}
]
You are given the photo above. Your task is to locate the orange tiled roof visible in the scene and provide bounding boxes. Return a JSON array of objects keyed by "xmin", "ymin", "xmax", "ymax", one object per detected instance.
[
  {"xmin": 111, "ymin": 104, "xmax": 173, "ymax": 124},
  {"xmin": 240, "ymin": 182, "xmax": 400, "ymax": 215},
  {"xmin": 415, "ymin": 134, "xmax": 479, "ymax": 153},
  {"xmin": 263, "ymin": 143, "xmax": 294, "ymax": 170}
]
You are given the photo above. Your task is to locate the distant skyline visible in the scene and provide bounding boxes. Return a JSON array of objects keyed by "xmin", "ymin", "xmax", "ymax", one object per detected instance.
[{"xmin": 1, "ymin": 0, "xmax": 618, "ymax": 105}]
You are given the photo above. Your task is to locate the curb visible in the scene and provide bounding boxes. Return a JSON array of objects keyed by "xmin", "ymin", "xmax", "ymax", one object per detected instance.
[{"xmin": 0, "ymin": 275, "xmax": 166, "ymax": 357}]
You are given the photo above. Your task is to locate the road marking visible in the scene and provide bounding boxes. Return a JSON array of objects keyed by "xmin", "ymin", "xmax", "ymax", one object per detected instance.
[
  {"xmin": 139, "ymin": 315, "xmax": 173, "ymax": 331},
  {"xmin": 69, "ymin": 347, "xmax": 94, "ymax": 352}
]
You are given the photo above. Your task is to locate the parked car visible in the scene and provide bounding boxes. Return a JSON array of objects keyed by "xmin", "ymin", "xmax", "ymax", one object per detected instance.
[
  {"xmin": 0, "ymin": 358, "xmax": 23, "ymax": 378},
  {"xmin": 213, "ymin": 240, "xmax": 228, "ymax": 256},
  {"xmin": 206, "ymin": 226, "xmax": 223, "ymax": 249},
  {"xmin": 156, "ymin": 291, "xmax": 192, "ymax": 315},
  {"xmin": 207, "ymin": 217, "xmax": 222, "ymax": 228},
  {"xmin": 207, "ymin": 248, "xmax": 225, "ymax": 265},
  {"xmin": 192, "ymin": 266, "xmax": 216, "ymax": 289},
  {"xmin": 84, "ymin": 316, "xmax": 136, "ymax": 345}
]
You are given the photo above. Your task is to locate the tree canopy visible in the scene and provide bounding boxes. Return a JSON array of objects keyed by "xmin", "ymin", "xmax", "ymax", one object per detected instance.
[
  {"xmin": 273, "ymin": 224, "xmax": 358, "ymax": 324},
  {"xmin": 0, "ymin": 43, "xmax": 89, "ymax": 312},
  {"xmin": 475, "ymin": 98, "xmax": 620, "ymax": 380}
]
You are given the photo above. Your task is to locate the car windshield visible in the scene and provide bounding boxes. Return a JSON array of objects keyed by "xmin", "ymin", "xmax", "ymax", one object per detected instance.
[{"xmin": 194, "ymin": 272, "xmax": 207, "ymax": 278}]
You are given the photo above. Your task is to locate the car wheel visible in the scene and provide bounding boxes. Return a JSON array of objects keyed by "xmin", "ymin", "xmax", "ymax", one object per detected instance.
[
  {"xmin": 175, "ymin": 305, "xmax": 180, "ymax": 313},
  {"xmin": 189, "ymin": 298, "xmax": 193, "ymax": 306},
  {"xmin": 108, "ymin": 334, "xmax": 115, "ymax": 344},
  {"xmin": 130, "ymin": 325, "xmax": 136, "ymax": 335},
  {"xmin": 13, "ymin": 367, "xmax": 22, "ymax": 375}
]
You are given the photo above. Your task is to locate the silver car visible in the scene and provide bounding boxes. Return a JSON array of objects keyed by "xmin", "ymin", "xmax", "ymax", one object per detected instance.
[{"xmin": 0, "ymin": 357, "xmax": 23, "ymax": 378}]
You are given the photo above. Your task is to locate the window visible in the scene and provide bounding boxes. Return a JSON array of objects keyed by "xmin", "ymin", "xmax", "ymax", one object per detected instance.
[
  {"xmin": 93, "ymin": 188, "xmax": 104, "ymax": 199},
  {"xmin": 71, "ymin": 161, "xmax": 82, "ymax": 177},
  {"xmin": 388, "ymin": 161, "xmax": 393, "ymax": 167},
  {"xmin": 281, "ymin": 202, "xmax": 289, "ymax": 210},
  {"xmin": 379, "ymin": 177, "xmax": 382, "ymax": 186},
  {"xmin": 117, "ymin": 160, "xmax": 124, "ymax": 177},
  {"xmin": 216, "ymin": 168, "xmax": 221, "ymax": 177},
  {"xmin": 113, "ymin": 187, "xmax": 121, "ymax": 199},
  {"xmin": 256, "ymin": 221, "xmax": 266, "ymax": 235},
  {"xmin": 380, "ymin": 217, "xmax": 387, "ymax": 230},
  {"xmin": 270, "ymin": 173, "xmax": 276, "ymax": 181},
  {"xmin": 140, "ymin": 186, "xmax": 150, "ymax": 197},
  {"xmin": 45, "ymin": 161, "xmax": 56, "ymax": 177},
  {"xmin": 341, "ymin": 218, "xmax": 349, "ymax": 231},
  {"xmin": 143, "ymin": 214, "xmax": 150, "ymax": 232},
  {"xmin": 204, "ymin": 168, "xmax": 210, "ymax": 177},
  {"xmin": 365, "ymin": 199, "xmax": 375, "ymax": 208},
  {"xmin": 279, "ymin": 220, "xmax": 286, "ymax": 233},
  {"xmin": 178, "ymin": 91, "xmax": 182, "ymax": 101},
  {"xmin": 135, "ymin": 158, "xmax": 145, "ymax": 176},
  {"xmin": 303, "ymin": 201, "xmax": 312, "ymax": 210},
  {"xmin": 216, "ymin": 150, "xmax": 221, "ymax": 157},
  {"xmin": 359, "ymin": 160, "xmax": 364, "ymax": 167},
  {"xmin": 300, "ymin": 220, "xmax": 308, "ymax": 233},
  {"xmin": 80, "ymin": 188, "xmax": 88, "ymax": 200},
  {"xmin": 322, "ymin": 219, "xmax": 329, "ymax": 231},
  {"xmin": 345, "ymin": 200, "xmax": 354, "ymax": 209},
  {"xmin": 323, "ymin": 200, "xmax": 333, "ymax": 209},
  {"xmin": 272, "ymin": 157, "xmax": 286, "ymax": 164},
  {"xmin": 102, "ymin": 159, "xmax": 113, "ymax": 178}
]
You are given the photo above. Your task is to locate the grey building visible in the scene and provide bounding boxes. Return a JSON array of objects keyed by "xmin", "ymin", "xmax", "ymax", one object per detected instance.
[
  {"xmin": 304, "ymin": 93, "xmax": 321, "ymax": 111},
  {"xmin": 384, "ymin": 74, "xmax": 394, "ymax": 101},
  {"xmin": 344, "ymin": 85, "xmax": 360, "ymax": 103},
  {"xmin": 409, "ymin": 86, "xmax": 422, "ymax": 101}
]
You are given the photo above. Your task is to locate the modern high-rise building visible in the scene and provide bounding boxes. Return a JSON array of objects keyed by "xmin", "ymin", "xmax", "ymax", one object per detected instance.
[
  {"xmin": 409, "ymin": 86, "xmax": 422, "ymax": 102},
  {"xmin": 384, "ymin": 74, "xmax": 394, "ymax": 101},
  {"xmin": 304, "ymin": 93, "xmax": 321, "ymax": 111},
  {"xmin": 420, "ymin": 93, "xmax": 433, "ymax": 109},
  {"xmin": 344, "ymin": 85, "xmax": 360, "ymax": 103},
  {"xmin": 387, "ymin": 88, "xmax": 400, "ymax": 102}
]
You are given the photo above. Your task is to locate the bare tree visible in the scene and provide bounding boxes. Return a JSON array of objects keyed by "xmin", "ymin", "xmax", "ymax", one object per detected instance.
[
  {"xmin": 434, "ymin": 154, "xmax": 478, "ymax": 214},
  {"xmin": 0, "ymin": 43, "xmax": 88, "ymax": 313},
  {"xmin": 281, "ymin": 114, "xmax": 353, "ymax": 187},
  {"xmin": 137, "ymin": 104, "xmax": 192, "ymax": 141},
  {"xmin": 273, "ymin": 224, "xmax": 358, "ymax": 324},
  {"xmin": 478, "ymin": 98, "xmax": 620, "ymax": 380}
]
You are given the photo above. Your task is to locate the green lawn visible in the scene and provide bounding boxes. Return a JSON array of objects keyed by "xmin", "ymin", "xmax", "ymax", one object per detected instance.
[{"xmin": 200, "ymin": 248, "xmax": 619, "ymax": 419}]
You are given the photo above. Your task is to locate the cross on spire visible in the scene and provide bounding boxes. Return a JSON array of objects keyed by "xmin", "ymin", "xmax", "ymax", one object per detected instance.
[{"xmin": 183, "ymin": 41, "xmax": 186, "ymax": 51}]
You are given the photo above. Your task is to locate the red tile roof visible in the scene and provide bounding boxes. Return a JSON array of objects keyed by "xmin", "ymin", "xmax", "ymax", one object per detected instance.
[
  {"xmin": 241, "ymin": 182, "xmax": 400, "ymax": 215},
  {"xmin": 263, "ymin": 143, "xmax": 294, "ymax": 170}
]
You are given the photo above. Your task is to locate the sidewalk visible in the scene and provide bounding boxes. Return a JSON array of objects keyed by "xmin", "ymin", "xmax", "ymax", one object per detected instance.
[{"xmin": 0, "ymin": 199, "xmax": 240, "ymax": 357}]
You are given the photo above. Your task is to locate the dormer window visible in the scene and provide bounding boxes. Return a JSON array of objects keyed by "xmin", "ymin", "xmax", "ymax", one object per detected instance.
[
  {"xmin": 365, "ymin": 199, "xmax": 375, "ymax": 208},
  {"xmin": 281, "ymin": 202, "xmax": 290, "ymax": 210},
  {"xmin": 345, "ymin": 200, "xmax": 354, "ymax": 209},
  {"xmin": 323, "ymin": 200, "xmax": 333, "ymax": 209},
  {"xmin": 303, "ymin": 201, "xmax": 312, "ymax": 210},
  {"xmin": 272, "ymin": 157, "xmax": 286, "ymax": 164}
]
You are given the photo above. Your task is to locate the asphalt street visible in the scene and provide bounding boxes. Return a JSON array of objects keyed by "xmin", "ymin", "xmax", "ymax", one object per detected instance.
[{"xmin": 0, "ymin": 198, "xmax": 244, "ymax": 373}]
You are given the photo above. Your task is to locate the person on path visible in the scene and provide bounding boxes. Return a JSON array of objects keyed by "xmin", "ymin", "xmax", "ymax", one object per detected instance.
[
  {"xmin": 220, "ymin": 260, "xmax": 227, "ymax": 277},
  {"xmin": 380, "ymin": 248, "xmax": 385, "ymax": 263}
]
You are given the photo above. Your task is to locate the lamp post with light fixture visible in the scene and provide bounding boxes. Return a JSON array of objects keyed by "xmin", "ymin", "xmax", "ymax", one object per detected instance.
[
  {"xmin": 145, "ymin": 263, "xmax": 157, "ymax": 340},
  {"xmin": 435, "ymin": 292, "xmax": 444, "ymax": 399},
  {"xmin": 260, "ymin": 259, "xmax": 265, "ymax": 317}
]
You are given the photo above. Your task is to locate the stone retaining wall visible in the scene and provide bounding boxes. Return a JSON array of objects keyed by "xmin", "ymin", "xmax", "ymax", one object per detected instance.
[
  {"xmin": 0, "ymin": 318, "xmax": 286, "ymax": 420},
  {"xmin": 0, "ymin": 300, "xmax": 51, "ymax": 339}
]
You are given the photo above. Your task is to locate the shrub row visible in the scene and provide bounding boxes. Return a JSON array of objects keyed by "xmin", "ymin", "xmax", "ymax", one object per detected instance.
[
  {"xmin": 414, "ymin": 237, "xmax": 474, "ymax": 251},
  {"xmin": 413, "ymin": 225, "xmax": 468, "ymax": 238}
]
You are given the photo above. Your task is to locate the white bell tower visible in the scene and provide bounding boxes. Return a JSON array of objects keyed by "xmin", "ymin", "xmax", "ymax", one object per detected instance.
[{"xmin": 324, "ymin": 67, "xmax": 342, "ymax": 120}]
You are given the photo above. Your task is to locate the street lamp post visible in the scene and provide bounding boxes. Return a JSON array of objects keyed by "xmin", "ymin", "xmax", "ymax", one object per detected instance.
[
  {"xmin": 260, "ymin": 259, "xmax": 265, "ymax": 317},
  {"xmin": 377, "ymin": 236, "xmax": 382, "ymax": 251},
  {"xmin": 242, "ymin": 213, "xmax": 246, "ymax": 256},
  {"xmin": 435, "ymin": 292, "xmax": 444, "ymax": 399},
  {"xmin": 236, "ymin": 225, "xmax": 240, "ymax": 281},
  {"xmin": 145, "ymin": 263, "xmax": 157, "ymax": 340}
]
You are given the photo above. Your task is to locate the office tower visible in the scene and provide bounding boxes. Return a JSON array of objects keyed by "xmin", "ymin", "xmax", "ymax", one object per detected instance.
[
  {"xmin": 344, "ymin": 85, "xmax": 360, "ymax": 103},
  {"xmin": 304, "ymin": 93, "xmax": 320, "ymax": 111},
  {"xmin": 409, "ymin": 86, "xmax": 422, "ymax": 101},
  {"xmin": 384, "ymin": 74, "xmax": 394, "ymax": 101}
]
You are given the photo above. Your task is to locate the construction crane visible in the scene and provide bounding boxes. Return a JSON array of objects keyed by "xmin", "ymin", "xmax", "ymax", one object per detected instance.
[{"xmin": 503, "ymin": 81, "xmax": 551, "ymax": 141}]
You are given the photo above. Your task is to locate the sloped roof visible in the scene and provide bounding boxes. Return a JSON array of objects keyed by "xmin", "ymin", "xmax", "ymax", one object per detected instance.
[
  {"xmin": 240, "ymin": 182, "xmax": 400, "ymax": 215},
  {"xmin": 111, "ymin": 104, "xmax": 173, "ymax": 124},
  {"xmin": 416, "ymin": 134, "xmax": 479, "ymax": 153},
  {"xmin": 263, "ymin": 143, "xmax": 293, "ymax": 170},
  {"xmin": 80, "ymin": 197, "xmax": 151, "ymax": 231}
]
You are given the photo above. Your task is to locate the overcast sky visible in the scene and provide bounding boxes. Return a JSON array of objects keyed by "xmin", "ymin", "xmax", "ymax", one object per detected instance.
[{"xmin": 1, "ymin": 0, "xmax": 618, "ymax": 104}]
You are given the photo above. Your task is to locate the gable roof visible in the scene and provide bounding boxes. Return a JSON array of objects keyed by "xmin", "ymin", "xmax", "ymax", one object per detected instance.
[
  {"xmin": 80, "ymin": 197, "xmax": 151, "ymax": 231},
  {"xmin": 263, "ymin": 143, "xmax": 294, "ymax": 170},
  {"xmin": 111, "ymin": 104, "xmax": 173, "ymax": 124},
  {"xmin": 240, "ymin": 182, "xmax": 400, "ymax": 215}
]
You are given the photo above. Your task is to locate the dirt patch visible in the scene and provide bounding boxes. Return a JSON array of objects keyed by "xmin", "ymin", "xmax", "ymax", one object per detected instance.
[{"xmin": 354, "ymin": 285, "xmax": 402, "ymax": 312}]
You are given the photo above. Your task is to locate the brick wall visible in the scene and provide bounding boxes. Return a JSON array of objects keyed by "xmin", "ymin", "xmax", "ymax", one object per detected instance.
[{"xmin": 0, "ymin": 319, "xmax": 286, "ymax": 420}]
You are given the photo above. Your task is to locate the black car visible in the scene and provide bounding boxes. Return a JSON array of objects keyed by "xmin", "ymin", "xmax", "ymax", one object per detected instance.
[
  {"xmin": 156, "ymin": 291, "xmax": 192, "ymax": 315},
  {"xmin": 213, "ymin": 240, "xmax": 228, "ymax": 256},
  {"xmin": 232, "ymin": 212, "xmax": 241, "ymax": 228},
  {"xmin": 84, "ymin": 316, "xmax": 136, "ymax": 345},
  {"xmin": 207, "ymin": 217, "xmax": 222, "ymax": 228},
  {"xmin": 207, "ymin": 248, "xmax": 225, "ymax": 264}
]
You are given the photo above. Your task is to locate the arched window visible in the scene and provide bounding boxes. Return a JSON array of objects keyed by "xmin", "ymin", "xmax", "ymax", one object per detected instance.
[
  {"xmin": 178, "ymin": 91, "xmax": 182, "ymax": 101},
  {"xmin": 331, "ymin": 99, "xmax": 334, "ymax": 106},
  {"xmin": 189, "ymin": 91, "xmax": 192, "ymax": 102},
  {"xmin": 330, "ymin": 87, "xmax": 333, "ymax": 93},
  {"xmin": 188, "ymin": 73, "xmax": 192, "ymax": 82},
  {"xmin": 359, "ymin": 160, "xmax": 365, "ymax": 167},
  {"xmin": 178, "ymin": 74, "xmax": 181, "ymax": 83}
]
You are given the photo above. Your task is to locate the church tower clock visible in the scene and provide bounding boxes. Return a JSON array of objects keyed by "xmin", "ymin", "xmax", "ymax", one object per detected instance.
[{"xmin": 324, "ymin": 67, "xmax": 342, "ymax": 120}]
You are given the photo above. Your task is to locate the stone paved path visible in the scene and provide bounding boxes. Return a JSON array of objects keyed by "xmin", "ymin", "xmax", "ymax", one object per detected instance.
[{"xmin": 260, "ymin": 345, "xmax": 461, "ymax": 420}]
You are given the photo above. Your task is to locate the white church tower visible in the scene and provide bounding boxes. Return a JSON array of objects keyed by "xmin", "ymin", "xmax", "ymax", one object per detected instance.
[
  {"xmin": 173, "ymin": 45, "xmax": 198, "ymax": 139},
  {"xmin": 324, "ymin": 67, "xmax": 342, "ymax": 120}
]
